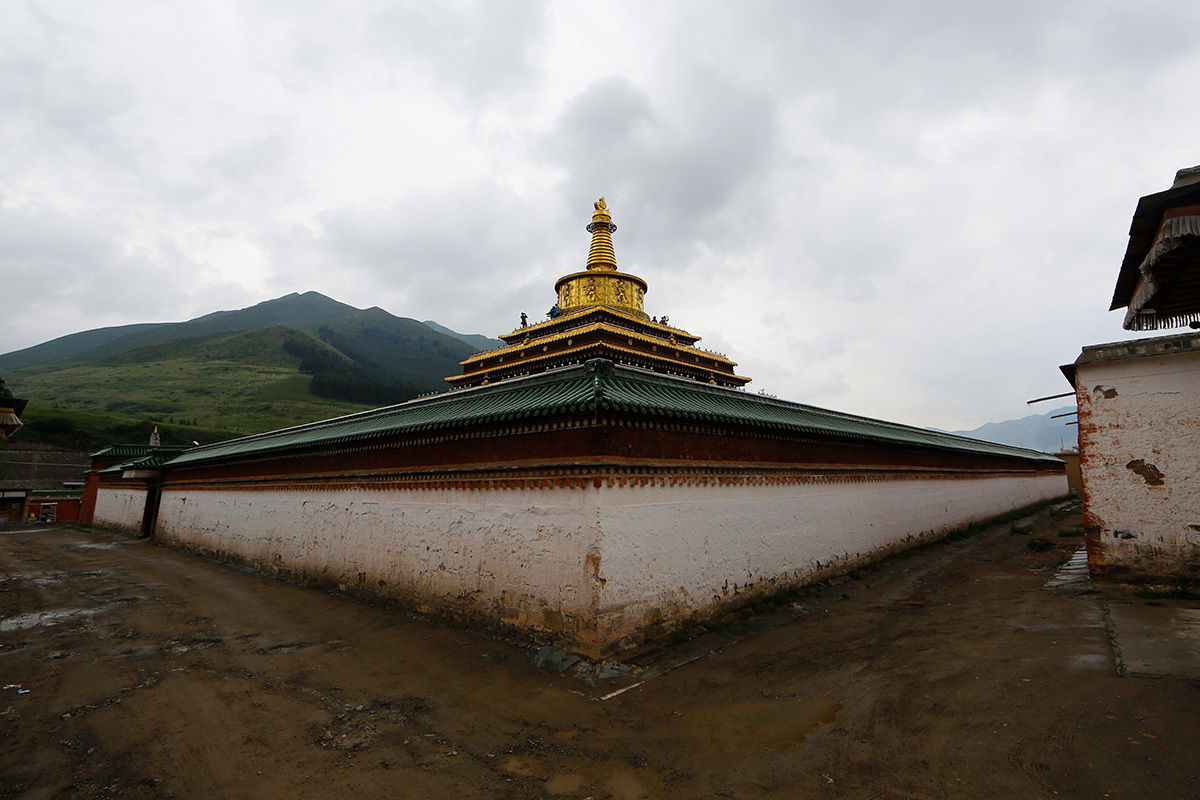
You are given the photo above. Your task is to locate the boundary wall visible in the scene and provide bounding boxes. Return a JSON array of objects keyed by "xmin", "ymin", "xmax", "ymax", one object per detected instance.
[
  {"xmin": 93, "ymin": 486, "xmax": 149, "ymax": 535},
  {"xmin": 144, "ymin": 471, "xmax": 1066, "ymax": 657}
]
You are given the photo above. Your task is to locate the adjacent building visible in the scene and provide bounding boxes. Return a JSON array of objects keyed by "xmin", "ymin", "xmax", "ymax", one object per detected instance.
[{"xmin": 1063, "ymin": 167, "xmax": 1200, "ymax": 582}]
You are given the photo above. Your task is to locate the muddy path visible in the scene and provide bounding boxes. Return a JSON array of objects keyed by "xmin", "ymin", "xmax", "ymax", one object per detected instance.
[{"xmin": 1, "ymin": 504, "xmax": 1197, "ymax": 799}]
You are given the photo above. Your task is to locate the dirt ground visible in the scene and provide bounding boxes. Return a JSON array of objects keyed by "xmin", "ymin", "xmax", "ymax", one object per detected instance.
[{"xmin": 2, "ymin": 502, "xmax": 1198, "ymax": 799}]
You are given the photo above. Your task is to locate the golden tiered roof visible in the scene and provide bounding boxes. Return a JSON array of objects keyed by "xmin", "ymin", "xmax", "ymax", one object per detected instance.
[{"xmin": 448, "ymin": 198, "xmax": 749, "ymax": 389}]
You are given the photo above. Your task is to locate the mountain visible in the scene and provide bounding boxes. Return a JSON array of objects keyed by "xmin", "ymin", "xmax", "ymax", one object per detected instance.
[
  {"xmin": 0, "ymin": 292, "xmax": 360, "ymax": 370},
  {"xmin": 421, "ymin": 320, "xmax": 503, "ymax": 351},
  {"xmin": 1, "ymin": 293, "xmax": 488, "ymax": 449},
  {"xmin": 0, "ymin": 322, "xmax": 163, "ymax": 370},
  {"xmin": 950, "ymin": 406, "xmax": 1077, "ymax": 453}
]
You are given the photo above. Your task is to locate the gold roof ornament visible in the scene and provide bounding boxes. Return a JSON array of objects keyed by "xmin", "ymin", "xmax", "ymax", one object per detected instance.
[
  {"xmin": 554, "ymin": 197, "xmax": 648, "ymax": 317},
  {"xmin": 586, "ymin": 196, "xmax": 618, "ymax": 272},
  {"xmin": 448, "ymin": 196, "xmax": 752, "ymax": 388}
]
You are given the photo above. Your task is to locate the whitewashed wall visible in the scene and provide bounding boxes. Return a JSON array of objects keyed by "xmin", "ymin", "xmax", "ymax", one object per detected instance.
[
  {"xmin": 592, "ymin": 473, "xmax": 1065, "ymax": 644},
  {"xmin": 92, "ymin": 486, "xmax": 148, "ymax": 534},
  {"xmin": 1077, "ymin": 349, "xmax": 1200, "ymax": 579},
  {"xmin": 155, "ymin": 472, "xmax": 1065, "ymax": 656},
  {"xmin": 155, "ymin": 487, "xmax": 604, "ymax": 639}
]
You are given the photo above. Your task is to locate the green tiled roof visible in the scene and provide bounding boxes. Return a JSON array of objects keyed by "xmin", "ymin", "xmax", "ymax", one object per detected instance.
[
  {"xmin": 90, "ymin": 444, "xmax": 158, "ymax": 458},
  {"xmin": 163, "ymin": 360, "xmax": 1061, "ymax": 468},
  {"xmin": 93, "ymin": 444, "xmax": 192, "ymax": 474}
]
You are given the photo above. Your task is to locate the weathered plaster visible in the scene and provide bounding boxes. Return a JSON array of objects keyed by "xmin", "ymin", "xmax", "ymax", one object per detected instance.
[
  {"xmin": 151, "ymin": 472, "xmax": 1065, "ymax": 656},
  {"xmin": 92, "ymin": 487, "xmax": 147, "ymax": 534},
  {"xmin": 1076, "ymin": 347, "xmax": 1200, "ymax": 580}
]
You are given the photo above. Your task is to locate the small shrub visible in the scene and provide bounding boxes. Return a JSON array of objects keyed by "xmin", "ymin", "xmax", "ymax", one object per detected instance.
[
  {"xmin": 1027, "ymin": 537, "xmax": 1053, "ymax": 552},
  {"xmin": 1010, "ymin": 524, "xmax": 1033, "ymax": 536},
  {"xmin": 1057, "ymin": 527, "xmax": 1084, "ymax": 538}
]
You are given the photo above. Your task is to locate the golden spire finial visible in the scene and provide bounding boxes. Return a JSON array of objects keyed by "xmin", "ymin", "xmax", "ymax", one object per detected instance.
[{"xmin": 586, "ymin": 196, "xmax": 617, "ymax": 271}]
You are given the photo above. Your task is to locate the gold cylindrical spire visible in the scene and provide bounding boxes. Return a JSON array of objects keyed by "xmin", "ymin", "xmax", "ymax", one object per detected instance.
[
  {"xmin": 554, "ymin": 196, "xmax": 648, "ymax": 317},
  {"xmin": 585, "ymin": 197, "xmax": 618, "ymax": 271}
]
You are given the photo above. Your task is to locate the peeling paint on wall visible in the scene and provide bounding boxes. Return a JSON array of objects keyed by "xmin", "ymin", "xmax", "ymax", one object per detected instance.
[
  {"xmin": 1076, "ymin": 347, "xmax": 1200, "ymax": 580},
  {"xmin": 1126, "ymin": 459, "xmax": 1166, "ymax": 486}
]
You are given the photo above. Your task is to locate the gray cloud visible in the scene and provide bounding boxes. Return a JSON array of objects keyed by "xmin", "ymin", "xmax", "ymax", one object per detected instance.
[{"xmin": 2, "ymin": 1, "xmax": 1197, "ymax": 429}]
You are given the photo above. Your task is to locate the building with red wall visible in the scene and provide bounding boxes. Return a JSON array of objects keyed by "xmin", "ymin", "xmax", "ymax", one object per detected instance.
[{"xmin": 89, "ymin": 199, "xmax": 1067, "ymax": 657}]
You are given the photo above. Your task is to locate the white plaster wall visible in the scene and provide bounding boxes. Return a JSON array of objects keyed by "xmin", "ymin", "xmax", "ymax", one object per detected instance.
[
  {"xmin": 591, "ymin": 473, "xmax": 1067, "ymax": 641},
  {"xmin": 1077, "ymin": 350, "xmax": 1200, "ymax": 578},
  {"xmin": 154, "ymin": 471, "xmax": 1064, "ymax": 655},
  {"xmin": 93, "ymin": 487, "xmax": 147, "ymax": 533},
  {"xmin": 155, "ymin": 486, "xmax": 604, "ymax": 636}
]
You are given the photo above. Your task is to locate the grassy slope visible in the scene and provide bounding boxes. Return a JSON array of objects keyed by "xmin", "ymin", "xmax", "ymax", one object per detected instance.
[
  {"xmin": 1, "ymin": 292, "xmax": 486, "ymax": 451},
  {"xmin": 46, "ymin": 292, "xmax": 361, "ymax": 366},
  {"xmin": 14, "ymin": 406, "xmax": 245, "ymax": 452},
  {"xmin": 312, "ymin": 309, "xmax": 477, "ymax": 395},
  {"xmin": 0, "ymin": 322, "xmax": 164, "ymax": 370},
  {"xmin": 10, "ymin": 327, "xmax": 374, "ymax": 438}
]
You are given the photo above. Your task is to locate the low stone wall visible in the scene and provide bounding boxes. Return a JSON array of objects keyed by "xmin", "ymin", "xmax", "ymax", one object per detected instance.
[
  {"xmin": 1076, "ymin": 339, "xmax": 1200, "ymax": 581},
  {"xmin": 92, "ymin": 487, "xmax": 148, "ymax": 534},
  {"xmin": 152, "ymin": 471, "xmax": 1066, "ymax": 657}
]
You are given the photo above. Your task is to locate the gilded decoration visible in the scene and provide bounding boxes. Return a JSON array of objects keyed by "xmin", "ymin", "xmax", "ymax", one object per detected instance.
[
  {"xmin": 448, "ymin": 197, "xmax": 751, "ymax": 388},
  {"xmin": 554, "ymin": 197, "xmax": 648, "ymax": 317}
]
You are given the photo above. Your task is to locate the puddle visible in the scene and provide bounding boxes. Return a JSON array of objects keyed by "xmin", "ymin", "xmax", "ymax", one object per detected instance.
[
  {"xmin": 502, "ymin": 756, "xmax": 540, "ymax": 777},
  {"xmin": 1045, "ymin": 546, "xmax": 1091, "ymax": 592},
  {"xmin": 545, "ymin": 772, "xmax": 588, "ymax": 794},
  {"xmin": 603, "ymin": 768, "xmax": 649, "ymax": 800},
  {"xmin": 0, "ymin": 570, "xmax": 66, "ymax": 588},
  {"xmin": 679, "ymin": 696, "xmax": 842, "ymax": 755},
  {"xmin": 0, "ymin": 606, "xmax": 108, "ymax": 632},
  {"xmin": 72, "ymin": 542, "xmax": 126, "ymax": 550}
]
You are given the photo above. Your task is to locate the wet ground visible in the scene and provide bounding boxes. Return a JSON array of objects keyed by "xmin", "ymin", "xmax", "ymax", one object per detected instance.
[{"xmin": 2, "ymin": 501, "xmax": 1198, "ymax": 799}]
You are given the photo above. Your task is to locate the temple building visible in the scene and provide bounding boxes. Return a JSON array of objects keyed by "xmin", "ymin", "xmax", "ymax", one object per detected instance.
[
  {"xmin": 1062, "ymin": 166, "xmax": 1200, "ymax": 582},
  {"xmin": 0, "ymin": 373, "xmax": 27, "ymax": 440},
  {"xmin": 449, "ymin": 198, "xmax": 748, "ymax": 389},
  {"xmin": 85, "ymin": 198, "xmax": 1066, "ymax": 658}
]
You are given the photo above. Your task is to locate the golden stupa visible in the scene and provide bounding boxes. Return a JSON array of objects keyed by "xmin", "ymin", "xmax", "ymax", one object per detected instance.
[{"xmin": 447, "ymin": 198, "xmax": 748, "ymax": 389}]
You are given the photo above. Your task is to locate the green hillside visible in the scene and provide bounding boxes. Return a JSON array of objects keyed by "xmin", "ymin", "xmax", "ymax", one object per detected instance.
[
  {"xmin": 13, "ymin": 406, "xmax": 246, "ymax": 452},
  {"xmin": 0, "ymin": 322, "xmax": 163, "ymax": 370},
  {"xmin": 10, "ymin": 327, "xmax": 375, "ymax": 435},
  {"xmin": 3, "ymin": 291, "xmax": 361, "ymax": 370},
  {"xmin": 422, "ymin": 319, "xmax": 503, "ymax": 351},
  {"xmin": 1, "ymin": 293, "xmax": 490, "ymax": 450}
]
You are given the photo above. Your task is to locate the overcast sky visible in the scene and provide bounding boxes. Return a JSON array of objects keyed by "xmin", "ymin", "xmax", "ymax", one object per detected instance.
[{"xmin": 2, "ymin": 1, "xmax": 1195, "ymax": 429}]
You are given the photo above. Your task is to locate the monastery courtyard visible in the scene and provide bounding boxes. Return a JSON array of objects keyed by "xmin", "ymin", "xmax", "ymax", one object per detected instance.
[{"xmin": 2, "ymin": 502, "xmax": 1198, "ymax": 799}]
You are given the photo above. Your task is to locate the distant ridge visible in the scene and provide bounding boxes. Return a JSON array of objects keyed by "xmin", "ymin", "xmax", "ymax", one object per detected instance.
[
  {"xmin": 421, "ymin": 320, "xmax": 503, "ymax": 351},
  {"xmin": 949, "ymin": 406, "xmax": 1077, "ymax": 453},
  {"xmin": 1, "ymin": 292, "xmax": 493, "ymax": 448}
]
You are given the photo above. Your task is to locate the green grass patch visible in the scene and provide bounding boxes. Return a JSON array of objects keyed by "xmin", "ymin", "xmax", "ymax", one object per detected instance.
[
  {"xmin": 10, "ymin": 355, "xmax": 372, "ymax": 437},
  {"xmin": 13, "ymin": 406, "xmax": 243, "ymax": 451}
]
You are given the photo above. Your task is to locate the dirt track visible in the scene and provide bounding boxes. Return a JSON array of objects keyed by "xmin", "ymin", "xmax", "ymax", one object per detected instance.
[{"xmin": 2, "ymin": 503, "xmax": 1198, "ymax": 799}]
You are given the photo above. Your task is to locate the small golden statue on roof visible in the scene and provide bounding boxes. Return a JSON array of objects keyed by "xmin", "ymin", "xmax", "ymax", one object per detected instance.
[{"xmin": 595, "ymin": 197, "xmax": 607, "ymax": 212}]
